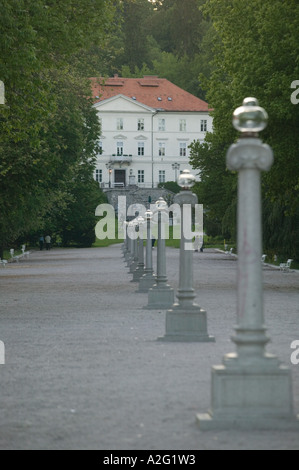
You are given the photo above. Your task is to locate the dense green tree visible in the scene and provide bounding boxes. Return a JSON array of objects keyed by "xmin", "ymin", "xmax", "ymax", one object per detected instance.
[
  {"xmin": 35, "ymin": 67, "xmax": 104, "ymax": 246},
  {"xmin": 118, "ymin": 0, "xmax": 154, "ymax": 73},
  {"xmin": 0, "ymin": 0, "xmax": 117, "ymax": 256},
  {"xmin": 190, "ymin": 0, "xmax": 299, "ymax": 259},
  {"xmin": 117, "ymin": 0, "xmax": 215, "ymax": 99}
]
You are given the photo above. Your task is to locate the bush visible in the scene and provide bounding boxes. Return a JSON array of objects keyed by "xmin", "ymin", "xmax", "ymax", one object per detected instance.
[{"xmin": 158, "ymin": 181, "xmax": 181, "ymax": 194}]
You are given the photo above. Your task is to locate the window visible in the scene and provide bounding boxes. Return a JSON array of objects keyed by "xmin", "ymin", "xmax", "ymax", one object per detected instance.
[
  {"xmin": 117, "ymin": 142, "xmax": 123, "ymax": 156},
  {"xmin": 159, "ymin": 143, "xmax": 166, "ymax": 157},
  {"xmin": 138, "ymin": 119, "xmax": 144, "ymax": 131},
  {"xmin": 158, "ymin": 118, "xmax": 166, "ymax": 131},
  {"xmin": 99, "ymin": 141, "xmax": 103, "ymax": 155},
  {"xmin": 180, "ymin": 119, "xmax": 186, "ymax": 132},
  {"xmin": 138, "ymin": 142, "xmax": 145, "ymax": 156},
  {"xmin": 159, "ymin": 170, "xmax": 166, "ymax": 183},
  {"xmin": 138, "ymin": 170, "xmax": 145, "ymax": 184},
  {"xmin": 117, "ymin": 118, "xmax": 124, "ymax": 130},
  {"xmin": 201, "ymin": 120, "xmax": 208, "ymax": 132},
  {"xmin": 95, "ymin": 169, "xmax": 102, "ymax": 183},
  {"xmin": 180, "ymin": 143, "xmax": 187, "ymax": 157}
]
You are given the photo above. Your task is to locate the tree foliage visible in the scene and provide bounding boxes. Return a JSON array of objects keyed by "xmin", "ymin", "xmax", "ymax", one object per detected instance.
[
  {"xmin": 190, "ymin": 0, "xmax": 299, "ymax": 259},
  {"xmin": 89, "ymin": 0, "xmax": 216, "ymax": 99},
  {"xmin": 0, "ymin": 0, "xmax": 116, "ymax": 255},
  {"xmin": 1, "ymin": 0, "xmax": 298, "ymax": 260}
]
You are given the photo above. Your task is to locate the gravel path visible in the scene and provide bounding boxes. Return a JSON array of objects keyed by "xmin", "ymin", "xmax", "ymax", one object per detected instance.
[{"xmin": 0, "ymin": 246, "xmax": 298, "ymax": 450}]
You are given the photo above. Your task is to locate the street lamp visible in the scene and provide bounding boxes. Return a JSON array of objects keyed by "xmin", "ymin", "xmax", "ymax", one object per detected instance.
[
  {"xmin": 159, "ymin": 170, "xmax": 214, "ymax": 342},
  {"xmin": 198, "ymin": 98, "xmax": 299, "ymax": 430},
  {"xmin": 128, "ymin": 219, "xmax": 139, "ymax": 274},
  {"xmin": 105, "ymin": 163, "xmax": 113, "ymax": 188},
  {"xmin": 145, "ymin": 197, "xmax": 174, "ymax": 310},
  {"xmin": 123, "ymin": 221, "xmax": 131, "ymax": 262},
  {"xmin": 172, "ymin": 163, "xmax": 181, "ymax": 182},
  {"xmin": 138, "ymin": 209, "xmax": 156, "ymax": 293},
  {"xmin": 132, "ymin": 216, "xmax": 146, "ymax": 282}
]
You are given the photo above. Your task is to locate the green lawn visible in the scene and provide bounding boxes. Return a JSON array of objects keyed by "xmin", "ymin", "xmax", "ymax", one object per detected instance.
[
  {"xmin": 3, "ymin": 249, "xmax": 22, "ymax": 260},
  {"xmin": 93, "ymin": 238, "xmax": 123, "ymax": 248}
]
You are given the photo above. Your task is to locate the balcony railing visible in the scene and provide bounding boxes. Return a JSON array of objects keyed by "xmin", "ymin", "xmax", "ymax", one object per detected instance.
[
  {"xmin": 109, "ymin": 154, "xmax": 133, "ymax": 165},
  {"xmin": 100, "ymin": 182, "xmax": 156, "ymax": 190}
]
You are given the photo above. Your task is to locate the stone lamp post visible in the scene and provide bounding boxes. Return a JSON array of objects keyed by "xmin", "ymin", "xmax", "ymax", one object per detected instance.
[
  {"xmin": 124, "ymin": 223, "xmax": 133, "ymax": 266},
  {"xmin": 122, "ymin": 221, "xmax": 129, "ymax": 260},
  {"xmin": 138, "ymin": 210, "xmax": 156, "ymax": 293},
  {"xmin": 128, "ymin": 220, "xmax": 139, "ymax": 274},
  {"xmin": 198, "ymin": 98, "xmax": 299, "ymax": 429},
  {"xmin": 160, "ymin": 170, "xmax": 214, "ymax": 342},
  {"xmin": 132, "ymin": 216, "xmax": 146, "ymax": 282},
  {"xmin": 126, "ymin": 229, "xmax": 133, "ymax": 268},
  {"xmin": 172, "ymin": 163, "xmax": 181, "ymax": 182},
  {"xmin": 145, "ymin": 197, "xmax": 174, "ymax": 310}
]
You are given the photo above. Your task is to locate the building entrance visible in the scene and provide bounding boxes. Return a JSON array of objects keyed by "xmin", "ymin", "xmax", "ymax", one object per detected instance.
[{"xmin": 114, "ymin": 170, "xmax": 126, "ymax": 187}]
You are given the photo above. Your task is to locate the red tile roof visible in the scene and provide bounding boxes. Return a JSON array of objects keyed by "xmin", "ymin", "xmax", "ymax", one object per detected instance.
[{"xmin": 91, "ymin": 76, "xmax": 210, "ymax": 112}]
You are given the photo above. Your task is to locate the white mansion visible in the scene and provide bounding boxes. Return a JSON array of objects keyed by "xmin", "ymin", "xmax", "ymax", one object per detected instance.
[{"xmin": 91, "ymin": 76, "xmax": 212, "ymax": 189}]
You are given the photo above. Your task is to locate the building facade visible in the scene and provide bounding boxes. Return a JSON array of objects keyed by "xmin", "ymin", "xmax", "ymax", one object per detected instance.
[{"xmin": 92, "ymin": 76, "xmax": 212, "ymax": 189}]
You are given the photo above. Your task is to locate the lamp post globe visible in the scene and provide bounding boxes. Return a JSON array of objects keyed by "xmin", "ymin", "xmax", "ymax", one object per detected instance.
[
  {"xmin": 155, "ymin": 197, "xmax": 168, "ymax": 211},
  {"xmin": 145, "ymin": 209, "xmax": 153, "ymax": 221},
  {"xmin": 233, "ymin": 97, "xmax": 268, "ymax": 135},
  {"xmin": 178, "ymin": 169, "xmax": 196, "ymax": 190}
]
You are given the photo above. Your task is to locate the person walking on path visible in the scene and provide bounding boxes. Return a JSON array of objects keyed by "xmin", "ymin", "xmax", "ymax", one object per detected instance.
[
  {"xmin": 45, "ymin": 235, "xmax": 51, "ymax": 251},
  {"xmin": 39, "ymin": 236, "xmax": 45, "ymax": 251}
]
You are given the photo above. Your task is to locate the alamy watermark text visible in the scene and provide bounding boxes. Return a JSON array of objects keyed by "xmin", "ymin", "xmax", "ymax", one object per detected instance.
[
  {"xmin": 0, "ymin": 80, "xmax": 5, "ymax": 105},
  {"xmin": 0, "ymin": 341, "xmax": 5, "ymax": 365},
  {"xmin": 95, "ymin": 197, "xmax": 204, "ymax": 251},
  {"xmin": 291, "ymin": 80, "xmax": 299, "ymax": 105},
  {"xmin": 291, "ymin": 341, "xmax": 299, "ymax": 365}
]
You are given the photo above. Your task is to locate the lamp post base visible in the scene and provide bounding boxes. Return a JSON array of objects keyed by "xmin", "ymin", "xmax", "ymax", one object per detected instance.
[
  {"xmin": 138, "ymin": 272, "xmax": 156, "ymax": 293},
  {"xmin": 144, "ymin": 285, "xmax": 175, "ymax": 310},
  {"xmin": 197, "ymin": 360, "xmax": 299, "ymax": 430},
  {"xmin": 131, "ymin": 266, "xmax": 144, "ymax": 282},
  {"xmin": 129, "ymin": 261, "xmax": 138, "ymax": 274},
  {"xmin": 159, "ymin": 304, "xmax": 215, "ymax": 342},
  {"xmin": 197, "ymin": 413, "xmax": 299, "ymax": 431}
]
